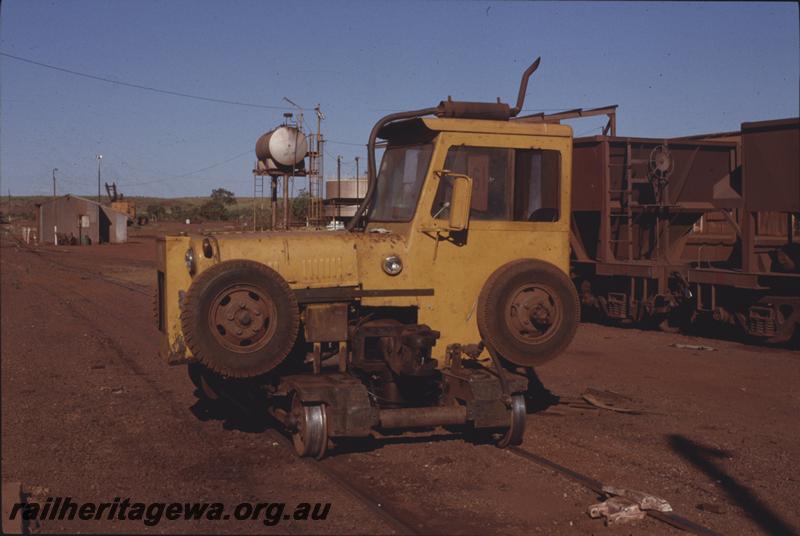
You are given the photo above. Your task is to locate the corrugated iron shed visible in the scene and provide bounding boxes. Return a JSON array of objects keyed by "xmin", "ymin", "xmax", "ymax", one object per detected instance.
[{"xmin": 37, "ymin": 194, "xmax": 128, "ymax": 245}]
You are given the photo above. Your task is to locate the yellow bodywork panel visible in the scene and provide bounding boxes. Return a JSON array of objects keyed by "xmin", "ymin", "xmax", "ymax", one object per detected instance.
[{"xmin": 158, "ymin": 118, "xmax": 572, "ymax": 365}]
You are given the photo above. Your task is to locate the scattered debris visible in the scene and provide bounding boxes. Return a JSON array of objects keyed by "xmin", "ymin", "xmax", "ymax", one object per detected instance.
[
  {"xmin": 581, "ymin": 388, "xmax": 640, "ymax": 414},
  {"xmin": 603, "ymin": 486, "xmax": 672, "ymax": 512},
  {"xmin": 670, "ymin": 343, "xmax": 717, "ymax": 351},
  {"xmin": 589, "ymin": 496, "xmax": 646, "ymax": 525},
  {"xmin": 25, "ymin": 485, "xmax": 50, "ymax": 499},
  {"xmin": 553, "ymin": 395, "xmax": 599, "ymax": 411},
  {"xmin": 589, "ymin": 486, "xmax": 672, "ymax": 526}
]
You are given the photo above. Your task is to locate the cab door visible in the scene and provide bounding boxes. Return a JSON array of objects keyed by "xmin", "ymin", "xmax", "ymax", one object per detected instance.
[{"xmin": 413, "ymin": 132, "xmax": 572, "ymax": 352}]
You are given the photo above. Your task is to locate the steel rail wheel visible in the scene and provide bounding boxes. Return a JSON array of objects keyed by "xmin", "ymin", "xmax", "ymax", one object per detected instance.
[
  {"xmin": 496, "ymin": 394, "xmax": 526, "ymax": 448},
  {"xmin": 290, "ymin": 394, "xmax": 328, "ymax": 459},
  {"xmin": 181, "ymin": 260, "xmax": 299, "ymax": 378},
  {"xmin": 478, "ymin": 259, "xmax": 579, "ymax": 367}
]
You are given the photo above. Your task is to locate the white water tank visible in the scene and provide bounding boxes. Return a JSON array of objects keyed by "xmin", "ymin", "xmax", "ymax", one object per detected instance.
[{"xmin": 255, "ymin": 126, "xmax": 308, "ymax": 167}]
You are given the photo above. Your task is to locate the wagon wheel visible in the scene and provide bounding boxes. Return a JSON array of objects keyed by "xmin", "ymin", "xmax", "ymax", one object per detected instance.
[
  {"xmin": 181, "ymin": 260, "xmax": 299, "ymax": 378},
  {"xmin": 478, "ymin": 259, "xmax": 579, "ymax": 367},
  {"xmin": 290, "ymin": 393, "xmax": 328, "ymax": 459},
  {"xmin": 496, "ymin": 394, "xmax": 526, "ymax": 448}
]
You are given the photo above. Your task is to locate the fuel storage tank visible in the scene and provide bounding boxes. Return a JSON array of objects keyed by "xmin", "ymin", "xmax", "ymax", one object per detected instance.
[{"xmin": 255, "ymin": 126, "xmax": 308, "ymax": 169}]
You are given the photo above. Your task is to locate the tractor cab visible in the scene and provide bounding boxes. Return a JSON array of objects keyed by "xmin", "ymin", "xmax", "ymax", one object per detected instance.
[{"xmin": 156, "ymin": 57, "xmax": 580, "ymax": 458}]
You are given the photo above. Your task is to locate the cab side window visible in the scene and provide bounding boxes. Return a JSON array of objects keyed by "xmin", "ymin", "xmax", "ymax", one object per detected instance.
[
  {"xmin": 431, "ymin": 146, "xmax": 511, "ymax": 220},
  {"xmin": 431, "ymin": 145, "xmax": 561, "ymax": 222},
  {"xmin": 514, "ymin": 149, "xmax": 561, "ymax": 222}
]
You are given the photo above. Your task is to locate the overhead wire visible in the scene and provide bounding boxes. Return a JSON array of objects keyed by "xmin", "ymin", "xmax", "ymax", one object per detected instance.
[
  {"xmin": 326, "ymin": 139, "xmax": 366, "ymax": 147},
  {"xmin": 123, "ymin": 149, "xmax": 254, "ymax": 186},
  {"xmin": 0, "ymin": 51, "xmax": 301, "ymax": 111},
  {"xmin": 9, "ymin": 51, "xmax": 606, "ymax": 194}
]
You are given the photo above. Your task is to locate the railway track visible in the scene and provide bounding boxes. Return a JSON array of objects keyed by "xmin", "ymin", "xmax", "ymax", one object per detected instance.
[
  {"xmin": 267, "ymin": 429, "xmax": 423, "ymax": 535},
  {"xmin": 5, "ymin": 233, "xmax": 724, "ymax": 535},
  {"xmin": 3, "ymin": 230, "xmax": 152, "ymax": 296},
  {"xmin": 261, "ymin": 429, "xmax": 723, "ymax": 536},
  {"xmin": 506, "ymin": 447, "xmax": 722, "ymax": 536},
  {"xmin": 27, "ymin": 248, "xmax": 152, "ymax": 296}
]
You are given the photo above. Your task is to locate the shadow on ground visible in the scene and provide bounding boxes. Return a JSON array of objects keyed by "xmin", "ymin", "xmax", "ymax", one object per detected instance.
[
  {"xmin": 667, "ymin": 434, "xmax": 797, "ymax": 536},
  {"xmin": 187, "ymin": 367, "xmax": 561, "ymax": 457}
]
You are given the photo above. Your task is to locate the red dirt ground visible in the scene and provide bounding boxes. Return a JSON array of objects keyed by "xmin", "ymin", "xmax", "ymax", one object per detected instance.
[{"xmin": 2, "ymin": 222, "xmax": 798, "ymax": 535}]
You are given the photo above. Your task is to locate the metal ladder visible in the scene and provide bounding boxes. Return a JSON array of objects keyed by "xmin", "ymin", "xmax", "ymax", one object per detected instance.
[
  {"xmin": 607, "ymin": 143, "xmax": 641, "ymax": 260},
  {"xmin": 252, "ymin": 173, "xmax": 265, "ymax": 231}
]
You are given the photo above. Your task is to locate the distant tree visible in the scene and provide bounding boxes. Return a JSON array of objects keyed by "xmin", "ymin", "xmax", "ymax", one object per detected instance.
[
  {"xmin": 210, "ymin": 188, "xmax": 237, "ymax": 206},
  {"xmin": 292, "ymin": 188, "xmax": 310, "ymax": 223},
  {"xmin": 200, "ymin": 187, "xmax": 237, "ymax": 221}
]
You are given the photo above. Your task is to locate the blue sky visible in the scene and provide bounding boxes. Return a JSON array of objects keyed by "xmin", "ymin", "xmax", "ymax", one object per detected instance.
[{"xmin": 1, "ymin": 1, "xmax": 797, "ymax": 198}]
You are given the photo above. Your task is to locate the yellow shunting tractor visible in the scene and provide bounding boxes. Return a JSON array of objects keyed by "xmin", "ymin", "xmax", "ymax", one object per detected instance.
[{"xmin": 156, "ymin": 58, "xmax": 579, "ymax": 457}]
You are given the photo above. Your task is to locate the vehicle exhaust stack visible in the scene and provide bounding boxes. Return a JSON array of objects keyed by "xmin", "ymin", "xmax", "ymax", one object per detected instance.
[
  {"xmin": 348, "ymin": 56, "xmax": 542, "ymax": 231},
  {"xmin": 434, "ymin": 57, "xmax": 541, "ymax": 121},
  {"xmin": 509, "ymin": 56, "xmax": 541, "ymax": 117}
]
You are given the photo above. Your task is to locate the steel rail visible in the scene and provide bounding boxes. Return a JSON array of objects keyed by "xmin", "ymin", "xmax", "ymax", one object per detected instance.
[
  {"xmin": 21, "ymin": 245, "xmax": 152, "ymax": 296},
  {"xmin": 6, "ymin": 234, "xmax": 721, "ymax": 535},
  {"xmin": 507, "ymin": 446, "xmax": 723, "ymax": 536},
  {"xmin": 266, "ymin": 430, "xmax": 422, "ymax": 535}
]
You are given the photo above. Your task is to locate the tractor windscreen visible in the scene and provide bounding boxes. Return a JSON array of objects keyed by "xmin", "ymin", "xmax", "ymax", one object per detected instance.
[{"xmin": 368, "ymin": 143, "xmax": 434, "ymax": 223}]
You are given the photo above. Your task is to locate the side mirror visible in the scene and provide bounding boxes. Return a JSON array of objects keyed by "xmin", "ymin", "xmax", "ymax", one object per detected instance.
[{"xmin": 445, "ymin": 173, "xmax": 473, "ymax": 231}]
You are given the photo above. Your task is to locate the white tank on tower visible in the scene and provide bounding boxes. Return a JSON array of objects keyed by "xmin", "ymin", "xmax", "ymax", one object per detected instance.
[{"xmin": 255, "ymin": 126, "xmax": 308, "ymax": 168}]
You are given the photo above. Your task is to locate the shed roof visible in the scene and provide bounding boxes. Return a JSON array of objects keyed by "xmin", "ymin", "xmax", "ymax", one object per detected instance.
[{"xmin": 37, "ymin": 194, "xmax": 128, "ymax": 217}]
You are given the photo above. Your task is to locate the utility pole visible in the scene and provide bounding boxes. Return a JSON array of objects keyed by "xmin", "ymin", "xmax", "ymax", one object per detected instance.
[
  {"xmin": 355, "ymin": 156, "xmax": 360, "ymax": 198},
  {"xmin": 52, "ymin": 168, "xmax": 58, "ymax": 245},
  {"xmin": 314, "ymin": 105, "xmax": 325, "ymax": 226},
  {"xmin": 336, "ymin": 155, "xmax": 342, "ymax": 221},
  {"xmin": 96, "ymin": 154, "xmax": 103, "ymax": 203}
]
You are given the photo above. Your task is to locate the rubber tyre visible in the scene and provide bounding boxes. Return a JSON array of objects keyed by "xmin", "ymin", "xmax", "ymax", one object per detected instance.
[
  {"xmin": 181, "ymin": 260, "xmax": 299, "ymax": 378},
  {"xmin": 478, "ymin": 259, "xmax": 579, "ymax": 368}
]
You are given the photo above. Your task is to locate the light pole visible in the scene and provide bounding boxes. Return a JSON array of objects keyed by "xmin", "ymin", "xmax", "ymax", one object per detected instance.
[
  {"xmin": 52, "ymin": 168, "xmax": 58, "ymax": 245},
  {"xmin": 96, "ymin": 154, "xmax": 103, "ymax": 203}
]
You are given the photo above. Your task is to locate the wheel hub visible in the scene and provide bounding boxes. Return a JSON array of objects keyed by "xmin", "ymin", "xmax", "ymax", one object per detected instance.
[
  {"xmin": 209, "ymin": 285, "xmax": 277, "ymax": 353},
  {"xmin": 507, "ymin": 284, "xmax": 563, "ymax": 344}
]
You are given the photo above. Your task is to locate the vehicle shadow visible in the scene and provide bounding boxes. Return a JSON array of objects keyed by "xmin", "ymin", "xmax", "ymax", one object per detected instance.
[
  {"xmin": 333, "ymin": 432, "xmax": 464, "ymax": 455},
  {"xmin": 667, "ymin": 434, "xmax": 797, "ymax": 536},
  {"xmin": 189, "ymin": 390, "xmax": 464, "ymax": 455},
  {"xmin": 523, "ymin": 368, "xmax": 560, "ymax": 413},
  {"xmin": 189, "ymin": 389, "xmax": 272, "ymax": 433},
  {"xmin": 188, "ymin": 378, "xmax": 557, "ymax": 458}
]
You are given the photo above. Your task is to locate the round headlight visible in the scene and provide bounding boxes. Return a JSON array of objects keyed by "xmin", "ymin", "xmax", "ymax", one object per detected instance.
[
  {"xmin": 185, "ymin": 248, "xmax": 196, "ymax": 275},
  {"xmin": 382, "ymin": 255, "xmax": 402, "ymax": 276}
]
